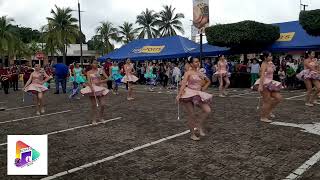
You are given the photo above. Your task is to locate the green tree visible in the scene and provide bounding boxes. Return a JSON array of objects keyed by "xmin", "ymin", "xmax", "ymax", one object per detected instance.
[
  {"xmin": 118, "ymin": 22, "xmax": 137, "ymax": 44},
  {"xmin": 136, "ymin": 8, "xmax": 159, "ymax": 39},
  {"xmin": 10, "ymin": 26, "xmax": 42, "ymax": 43},
  {"xmin": 96, "ymin": 21, "xmax": 118, "ymax": 54},
  {"xmin": 157, "ymin": 5, "xmax": 185, "ymax": 37},
  {"xmin": 12, "ymin": 39, "xmax": 31, "ymax": 65},
  {"xmin": 76, "ymin": 32, "xmax": 86, "ymax": 44},
  {"xmin": 41, "ymin": 23, "xmax": 59, "ymax": 62},
  {"xmin": 299, "ymin": 9, "xmax": 320, "ymax": 36},
  {"xmin": 205, "ymin": 20, "xmax": 280, "ymax": 52},
  {"xmin": 46, "ymin": 5, "xmax": 79, "ymax": 64},
  {"xmin": 87, "ymin": 35, "xmax": 104, "ymax": 55},
  {"xmin": 0, "ymin": 16, "xmax": 15, "ymax": 61}
]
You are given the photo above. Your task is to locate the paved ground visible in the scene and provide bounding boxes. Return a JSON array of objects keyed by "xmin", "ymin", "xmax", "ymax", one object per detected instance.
[{"xmin": 0, "ymin": 83, "xmax": 319, "ymax": 180}]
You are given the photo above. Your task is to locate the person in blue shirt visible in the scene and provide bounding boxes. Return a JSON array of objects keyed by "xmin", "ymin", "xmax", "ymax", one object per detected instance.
[
  {"xmin": 53, "ymin": 63, "xmax": 68, "ymax": 94},
  {"xmin": 204, "ymin": 58, "xmax": 213, "ymax": 81}
]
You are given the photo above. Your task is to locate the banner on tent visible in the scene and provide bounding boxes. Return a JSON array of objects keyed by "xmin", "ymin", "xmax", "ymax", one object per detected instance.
[
  {"xmin": 193, "ymin": 0, "xmax": 209, "ymax": 31},
  {"xmin": 277, "ymin": 32, "xmax": 295, "ymax": 42},
  {"xmin": 132, "ymin": 46, "xmax": 165, "ymax": 54}
]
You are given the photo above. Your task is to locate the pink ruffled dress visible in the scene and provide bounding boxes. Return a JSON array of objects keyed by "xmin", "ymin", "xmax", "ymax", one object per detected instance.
[
  {"xmin": 121, "ymin": 64, "xmax": 139, "ymax": 83},
  {"xmin": 296, "ymin": 60, "xmax": 320, "ymax": 80},
  {"xmin": 24, "ymin": 72, "xmax": 48, "ymax": 94},
  {"xmin": 214, "ymin": 60, "xmax": 231, "ymax": 77},
  {"xmin": 252, "ymin": 62, "xmax": 282, "ymax": 92},
  {"xmin": 180, "ymin": 73, "xmax": 213, "ymax": 105},
  {"xmin": 80, "ymin": 72, "xmax": 109, "ymax": 97}
]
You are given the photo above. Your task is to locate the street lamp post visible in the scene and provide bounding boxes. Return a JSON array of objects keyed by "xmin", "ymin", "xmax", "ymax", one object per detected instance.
[
  {"xmin": 300, "ymin": 0, "xmax": 308, "ymax": 11},
  {"xmin": 78, "ymin": 0, "xmax": 84, "ymax": 67},
  {"xmin": 72, "ymin": 0, "xmax": 84, "ymax": 67}
]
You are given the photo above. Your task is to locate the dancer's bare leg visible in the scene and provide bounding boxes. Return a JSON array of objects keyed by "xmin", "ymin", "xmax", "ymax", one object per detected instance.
[
  {"xmin": 304, "ymin": 79, "xmax": 313, "ymax": 105},
  {"xmin": 35, "ymin": 93, "xmax": 40, "ymax": 115},
  {"xmin": 268, "ymin": 92, "xmax": 282, "ymax": 116},
  {"xmin": 260, "ymin": 90, "xmax": 272, "ymax": 122},
  {"xmin": 38, "ymin": 92, "xmax": 45, "ymax": 113},
  {"xmin": 183, "ymin": 102, "xmax": 200, "ymax": 141},
  {"xmin": 89, "ymin": 97, "xmax": 98, "ymax": 124},
  {"xmin": 98, "ymin": 97, "xmax": 106, "ymax": 121},
  {"xmin": 218, "ymin": 75, "xmax": 225, "ymax": 97},
  {"xmin": 223, "ymin": 76, "xmax": 230, "ymax": 95},
  {"xmin": 128, "ymin": 82, "xmax": 134, "ymax": 100},
  {"xmin": 198, "ymin": 103, "xmax": 211, "ymax": 136},
  {"xmin": 311, "ymin": 80, "xmax": 320, "ymax": 104}
]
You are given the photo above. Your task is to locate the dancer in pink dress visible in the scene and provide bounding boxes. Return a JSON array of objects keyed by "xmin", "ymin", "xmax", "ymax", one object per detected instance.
[
  {"xmin": 176, "ymin": 57, "xmax": 213, "ymax": 141},
  {"xmin": 24, "ymin": 64, "xmax": 51, "ymax": 115},
  {"xmin": 253, "ymin": 52, "xmax": 283, "ymax": 123},
  {"xmin": 214, "ymin": 55, "xmax": 230, "ymax": 97},
  {"xmin": 122, "ymin": 58, "xmax": 139, "ymax": 100},
  {"xmin": 81, "ymin": 61, "xmax": 109, "ymax": 124},
  {"xmin": 296, "ymin": 51, "xmax": 320, "ymax": 106}
]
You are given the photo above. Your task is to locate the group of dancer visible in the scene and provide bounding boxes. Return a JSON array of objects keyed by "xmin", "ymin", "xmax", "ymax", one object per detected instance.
[{"xmin": 21, "ymin": 50, "xmax": 320, "ymax": 140}]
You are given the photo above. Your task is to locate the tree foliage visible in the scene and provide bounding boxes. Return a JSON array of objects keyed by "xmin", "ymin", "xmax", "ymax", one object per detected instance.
[
  {"xmin": 299, "ymin": 9, "xmax": 320, "ymax": 36},
  {"xmin": 96, "ymin": 21, "xmax": 118, "ymax": 54},
  {"xmin": 205, "ymin": 20, "xmax": 280, "ymax": 49},
  {"xmin": 136, "ymin": 8, "xmax": 159, "ymax": 39},
  {"xmin": 156, "ymin": 5, "xmax": 185, "ymax": 37},
  {"xmin": 118, "ymin": 22, "xmax": 137, "ymax": 44},
  {"xmin": 46, "ymin": 5, "xmax": 79, "ymax": 64}
]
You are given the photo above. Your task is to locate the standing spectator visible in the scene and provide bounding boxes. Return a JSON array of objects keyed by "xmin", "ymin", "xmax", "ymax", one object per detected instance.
[
  {"xmin": 278, "ymin": 67, "xmax": 287, "ymax": 88},
  {"xmin": 53, "ymin": 63, "xmax": 68, "ymax": 94},
  {"xmin": 23, "ymin": 63, "xmax": 33, "ymax": 86},
  {"xmin": 10, "ymin": 64, "xmax": 19, "ymax": 91},
  {"xmin": 44, "ymin": 63, "xmax": 53, "ymax": 89},
  {"xmin": 172, "ymin": 62, "xmax": 181, "ymax": 87},
  {"xmin": 204, "ymin": 58, "xmax": 213, "ymax": 82},
  {"xmin": 286, "ymin": 59, "xmax": 299, "ymax": 89},
  {"xmin": 103, "ymin": 59, "xmax": 113, "ymax": 90},
  {"xmin": 250, "ymin": 59, "xmax": 260, "ymax": 86},
  {"xmin": 0, "ymin": 64, "xmax": 10, "ymax": 94}
]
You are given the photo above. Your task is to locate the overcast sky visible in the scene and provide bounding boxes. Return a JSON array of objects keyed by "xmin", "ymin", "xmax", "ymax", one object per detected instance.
[{"xmin": 0, "ymin": 0, "xmax": 319, "ymax": 44}]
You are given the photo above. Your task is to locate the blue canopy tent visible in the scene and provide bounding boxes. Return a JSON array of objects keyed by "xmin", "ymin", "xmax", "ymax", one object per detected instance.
[
  {"xmin": 98, "ymin": 35, "xmax": 199, "ymax": 62},
  {"xmin": 268, "ymin": 21, "xmax": 320, "ymax": 52},
  {"xmin": 190, "ymin": 43, "xmax": 229, "ymax": 56}
]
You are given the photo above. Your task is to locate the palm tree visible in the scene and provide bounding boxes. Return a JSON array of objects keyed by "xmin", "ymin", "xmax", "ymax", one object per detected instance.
[
  {"xmin": 12, "ymin": 39, "xmax": 31, "ymax": 65},
  {"xmin": 157, "ymin": 5, "xmax": 185, "ymax": 37},
  {"xmin": 118, "ymin": 22, "xmax": 137, "ymax": 44},
  {"xmin": 136, "ymin": 9, "xmax": 159, "ymax": 39},
  {"xmin": 0, "ymin": 16, "xmax": 15, "ymax": 61},
  {"xmin": 96, "ymin": 21, "xmax": 118, "ymax": 54},
  {"xmin": 41, "ymin": 23, "xmax": 59, "ymax": 62},
  {"xmin": 46, "ymin": 5, "xmax": 79, "ymax": 64}
]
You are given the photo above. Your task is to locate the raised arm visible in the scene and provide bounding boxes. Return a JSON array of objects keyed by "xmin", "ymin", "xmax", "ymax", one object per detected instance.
[
  {"xmin": 42, "ymin": 71, "xmax": 52, "ymax": 83},
  {"xmin": 201, "ymin": 75, "xmax": 211, "ymax": 91}
]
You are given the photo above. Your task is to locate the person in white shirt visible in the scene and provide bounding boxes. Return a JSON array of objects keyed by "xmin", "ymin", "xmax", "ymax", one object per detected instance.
[
  {"xmin": 172, "ymin": 63, "xmax": 181, "ymax": 85},
  {"xmin": 250, "ymin": 58, "xmax": 260, "ymax": 86}
]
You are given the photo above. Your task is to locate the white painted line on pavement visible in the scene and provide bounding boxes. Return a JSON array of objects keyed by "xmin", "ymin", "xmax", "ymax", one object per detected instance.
[
  {"xmin": 41, "ymin": 130, "xmax": 190, "ymax": 180},
  {"xmin": 230, "ymin": 92, "xmax": 256, "ymax": 97},
  {"xmin": 4, "ymin": 105, "xmax": 35, "ymax": 111},
  {"xmin": 0, "ymin": 117, "xmax": 123, "ymax": 147},
  {"xmin": 284, "ymin": 150, "xmax": 320, "ymax": 180},
  {"xmin": 285, "ymin": 93, "xmax": 307, "ymax": 100},
  {"xmin": 0, "ymin": 110, "xmax": 71, "ymax": 125},
  {"xmin": 47, "ymin": 117, "xmax": 122, "ymax": 135}
]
